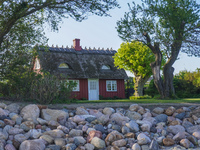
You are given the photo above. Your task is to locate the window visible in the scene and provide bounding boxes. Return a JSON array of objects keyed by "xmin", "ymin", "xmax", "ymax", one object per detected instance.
[
  {"xmin": 106, "ymin": 80, "xmax": 117, "ymax": 91},
  {"xmin": 102, "ymin": 65, "xmax": 110, "ymax": 70},
  {"xmin": 68, "ymin": 80, "xmax": 79, "ymax": 91},
  {"xmin": 35, "ymin": 58, "xmax": 40, "ymax": 69},
  {"xmin": 58, "ymin": 63, "xmax": 69, "ymax": 69}
]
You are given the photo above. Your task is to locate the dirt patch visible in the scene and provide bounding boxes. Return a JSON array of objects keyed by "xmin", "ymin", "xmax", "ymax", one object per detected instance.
[{"xmin": 1, "ymin": 99, "xmax": 200, "ymax": 111}]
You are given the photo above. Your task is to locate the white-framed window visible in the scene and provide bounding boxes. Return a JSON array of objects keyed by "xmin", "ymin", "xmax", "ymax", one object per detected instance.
[
  {"xmin": 102, "ymin": 65, "xmax": 110, "ymax": 70},
  {"xmin": 106, "ymin": 80, "xmax": 117, "ymax": 91},
  {"xmin": 35, "ymin": 58, "xmax": 40, "ymax": 69},
  {"xmin": 58, "ymin": 63, "xmax": 69, "ymax": 69},
  {"xmin": 68, "ymin": 80, "xmax": 79, "ymax": 91}
]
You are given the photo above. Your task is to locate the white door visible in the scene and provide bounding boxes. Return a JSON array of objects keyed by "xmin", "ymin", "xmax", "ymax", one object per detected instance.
[{"xmin": 88, "ymin": 79, "xmax": 99, "ymax": 100}]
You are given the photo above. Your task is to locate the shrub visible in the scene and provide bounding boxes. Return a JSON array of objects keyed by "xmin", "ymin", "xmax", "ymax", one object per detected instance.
[
  {"xmin": 30, "ymin": 73, "xmax": 76, "ymax": 104},
  {"xmin": 129, "ymin": 95, "xmax": 151, "ymax": 100}
]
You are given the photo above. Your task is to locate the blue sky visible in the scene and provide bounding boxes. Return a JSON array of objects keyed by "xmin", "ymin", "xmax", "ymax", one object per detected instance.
[{"xmin": 45, "ymin": 0, "xmax": 200, "ymax": 76}]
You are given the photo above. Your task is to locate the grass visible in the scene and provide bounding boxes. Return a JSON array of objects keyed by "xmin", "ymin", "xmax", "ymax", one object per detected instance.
[{"xmin": 74, "ymin": 98, "xmax": 200, "ymax": 104}]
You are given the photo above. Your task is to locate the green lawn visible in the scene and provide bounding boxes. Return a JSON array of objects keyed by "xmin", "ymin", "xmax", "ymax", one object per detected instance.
[{"xmin": 75, "ymin": 98, "xmax": 200, "ymax": 104}]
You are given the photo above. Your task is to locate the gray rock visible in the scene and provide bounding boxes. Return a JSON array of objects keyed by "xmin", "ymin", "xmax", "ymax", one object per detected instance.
[
  {"xmin": 69, "ymin": 129, "xmax": 83, "ymax": 137},
  {"xmin": 43, "ymin": 129, "xmax": 64, "ymax": 138},
  {"xmin": 103, "ymin": 107, "xmax": 115, "ymax": 116},
  {"xmin": 187, "ymin": 135, "xmax": 198, "ymax": 146},
  {"xmin": 14, "ymin": 134, "xmax": 28, "ymax": 143},
  {"xmin": 180, "ymin": 139, "xmax": 194, "ymax": 149},
  {"xmin": 0, "ymin": 131, "xmax": 8, "ymax": 140},
  {"xmin": 46, "ymin": 145, "xmax": 61, "ymax": 150},
  {"xmin": 41, "ymin": 109, "xmax": 69, "ymax": 123},
  {"xmin": 110, "ymin": 113, "xmax": 130, "ymax": 126},
  {"xmin": 132, "ymin": 143, "xmax": 141, "ymax": 150},
  {"xmin": 39, "ymin": 135, "xmax": 54, "ymax": 144},
  {"xmin": 20, "ymin": 104, "xmax": 40, "ymax": 123},
  {"xmin": 137, "ymin": 133, "xmax": 151, "ymax": 145},
  {"xmin": 0, "ymin": 103, "xmax": 7, "ymax": 109},
  {"xmin": 175, "ymin": 112, "xmax": 186, "ymax": 120},
  {"xmin": 91, "ymin": 137, "xmax": 106, "ymax": 149},
  {"xmin": 129, "ymin": 104, "xmax": 139, "ymax": 112},
  {"xmin": 37, "ymin": 118, "xmax": 48, "ymax": 125},
  {"xmin": 193, "ymin": 131, "xmax": 200, "ymax": 140},
  {"xmin": 121, "ymin": 126, "xmax": 130, "ymax": 134},
  {"xmin": 94, "ymin": 124, "xmax": 106, "ymax": 133},
  {"xmin": 84, "ymin": 143, "xmax": 94, "ymax": 150},
  {"xmin": 173, "ymin": 132, "xmax": 186, "ymax": 142},
  {"xmin": 19, "ymin": 139, "xmax": 46, "ymax": 150},
  {"xmin": 76, "ymin": 107, "xmax": 89, "ymax": 115},
  {"xmin": 155, "ymin": 114, "xmax": 168, "ymax": 123},
  {"xmin": 54, "ymin": 138, "xmax": 65, "ymax": 147},
  {"xmin": 187, "ymin": 125, "xmax": 200, "ymax": 134},
  {"xmin": 126, "ymin": 111, "xmax": 142, "ymax": 120},
  {"xmin": 182, "ymin": 120, "xmax": 193, "ymax": 128},
  {"xmin": 5, "ymin": 104, "xmax": 20, "ymax": 114},
  {"xmin": 65, "ymin": 143, "xmax": 76, "ymax": 150},
  {"xmin": 5, "ymin": 144, "xmax": 16, "ymax": 150},
  {"xmin": 74, "ymin": 136, "xmax": 86, "ymax": 145},
  {"xmin": 152, "ymin": 107, "xmax": 164, "ymax": 114},
  {"xmin": 167, "ymin": 125, "xmax": 185, "ymax": 135},
  {"xmin": 126, "ymin": 120, "xmax": 139, "ymax": 132}
]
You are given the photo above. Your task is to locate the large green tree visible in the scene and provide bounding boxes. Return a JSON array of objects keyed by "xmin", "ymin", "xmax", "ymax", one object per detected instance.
[
  {"xmin": 116, "ymin": 0, "xmax": 200, "ymax": 98},
  {"xmin": 113, "ymin": 41, "xmax": 155, "ymax": 96},
  {"xmin": 0, "ymin": 0, "xmax": 119, "ymax": 79}
]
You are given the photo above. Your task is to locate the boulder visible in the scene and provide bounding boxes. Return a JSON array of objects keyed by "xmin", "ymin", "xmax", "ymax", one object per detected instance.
[
  {"xmin": 41, "ymin": 109, "xmax": 69, "ymax": 123},
  {"xmin": 20, "ymin": 104, "xmax": 40, "ymax": 123}
]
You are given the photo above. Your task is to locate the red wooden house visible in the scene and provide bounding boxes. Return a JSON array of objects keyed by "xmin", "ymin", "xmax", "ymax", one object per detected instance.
[{"xmin": 33, "ymin": 39, "xmax": 128, "ymax": 100}]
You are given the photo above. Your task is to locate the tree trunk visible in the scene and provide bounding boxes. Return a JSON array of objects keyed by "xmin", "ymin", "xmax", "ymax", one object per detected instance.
[
  {"xmin": 163, "ymin": 65, "xmax": 175, "ymax": 98},
  {"xmin": 144, "ymin": 32, "xmax": 182, "ymax": 99},
  {"xmin": 134, "ymin": 75, "xmax": 149, "ymax": 97}
]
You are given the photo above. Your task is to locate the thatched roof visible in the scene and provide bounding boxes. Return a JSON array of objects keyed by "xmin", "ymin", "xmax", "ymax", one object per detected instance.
[{"xmin": 37, "ymin": 46, "xmax": 128, "ymax": 79}]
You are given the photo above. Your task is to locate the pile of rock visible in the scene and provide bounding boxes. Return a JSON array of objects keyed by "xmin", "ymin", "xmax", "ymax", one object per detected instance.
[{"xmin": 0, "ymin": 103, "xmax": 200, "ymax": 150}]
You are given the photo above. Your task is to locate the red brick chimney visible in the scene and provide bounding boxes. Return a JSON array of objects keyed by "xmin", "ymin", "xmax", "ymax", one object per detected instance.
[{"xmin": 73, "ymin": 39, "xmax": 82, "ymax": 51}]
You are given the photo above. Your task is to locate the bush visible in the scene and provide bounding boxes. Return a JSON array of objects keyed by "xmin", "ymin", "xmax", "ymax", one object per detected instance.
[
  {"xmin": 0, "ymin": 70, "xmax": 42, "ymax": 100},
  {"xmin": 144, "ymin": 79, "xmax": 159, "ymax": 98},
  {"xmin": 30, "ymin": 73, "xmax": 76, "ymax": 104},
  {"xmin": 129, "ymin": 95, "xmax": 151, "ymax": 100}
]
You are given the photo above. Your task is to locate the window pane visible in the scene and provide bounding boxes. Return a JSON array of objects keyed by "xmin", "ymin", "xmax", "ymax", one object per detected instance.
[
  {"xmin": 59, "ymin": 63, "xmax": 69, "ymax": 68},
  {"xmin": 102, "ymin": 65, "xmax": 110, "ymax": 69}
]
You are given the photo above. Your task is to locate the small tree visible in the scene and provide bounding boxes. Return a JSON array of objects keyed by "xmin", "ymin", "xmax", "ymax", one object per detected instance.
[{"xmin": 113, "ymin": 41, "xmax": 155, "ymax": 96}]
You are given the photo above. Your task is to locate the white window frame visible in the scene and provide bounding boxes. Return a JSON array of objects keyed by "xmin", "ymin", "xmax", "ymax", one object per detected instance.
[
  {"xmin": 68, "ymin": 80, "xmax": 79, "ymax": 91},
  {"xmin": 106, "ymin": 80, "xmax": 117, "ymax": 92},
  {"xmin": 35, "ymin": 58, "xmax": 40, "ymax": 69}
]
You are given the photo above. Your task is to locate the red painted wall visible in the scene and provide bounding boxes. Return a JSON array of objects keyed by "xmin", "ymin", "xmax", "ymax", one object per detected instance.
[
  {"xmin": 71, "ymin": 79, "xmax": 88, "ymax": 100},
  {"xmin": 71, "ymin": 79, "xmax": 125, "ymax": 100},
  {"xmin": 99, "ymin": 79, "xmax": 125, "ymax": 99}
]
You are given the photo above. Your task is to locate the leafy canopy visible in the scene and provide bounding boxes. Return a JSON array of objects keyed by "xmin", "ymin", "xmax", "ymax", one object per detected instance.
[
  {"xmin": 0, "ymin": 0, "xmax": 119, "ymax": 79},
  {"xmin": 113, "ymin": 41, "xmax": 155, "ymax": 78},
  {"xmin": 116, "ymin": 0, "xmax": 200, "ymax": 58}
]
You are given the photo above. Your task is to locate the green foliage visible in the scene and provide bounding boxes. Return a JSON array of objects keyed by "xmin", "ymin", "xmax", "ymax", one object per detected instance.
[
  {"xmin": 113, "ymin": 41, "xmax": 155, "ymax": 96},
  {"xmin": 125, "ymin": 77, "xmax": 134, "ymax": 89},
  {"xmin": 146, "ymin": 69, "xmax": 200, "ymax": 98},
  {"xmin": 144, "ymin": 79, "xmax": 159, "ymax": 98},
  {"xmin": 0, "ymin": 0, "xmax": 119, "ymax": 82},
  {"xmin": 174, "ymin": 69, "xmax": 200, "ymax": 98},
  {"xmin": 114, "ymin": 41, "xmax": 154, "ymax": 78},
  {"xmin": 129, "ymin": 95, "xmax": 151, "ymax": 100},
  {"xmin": 116, "ymin": 0, "xmax": 200, "ymax": 98},
  {"xmin": 30, "ymin": 73, "xmax": 77, "ymax": 104}
]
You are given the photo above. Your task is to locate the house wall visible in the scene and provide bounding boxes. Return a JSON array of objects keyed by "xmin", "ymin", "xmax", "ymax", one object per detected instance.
[
  {"xmin": 99, "ymin": 79, "xmax": 126, "ymax": 99},
  {"xmin": 71, "ymin": 79, "xmax": 88, "ymax": 100},
  {"xmin": 71, "ymin": 79, "xmax": 125, "ymax": 100}
]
